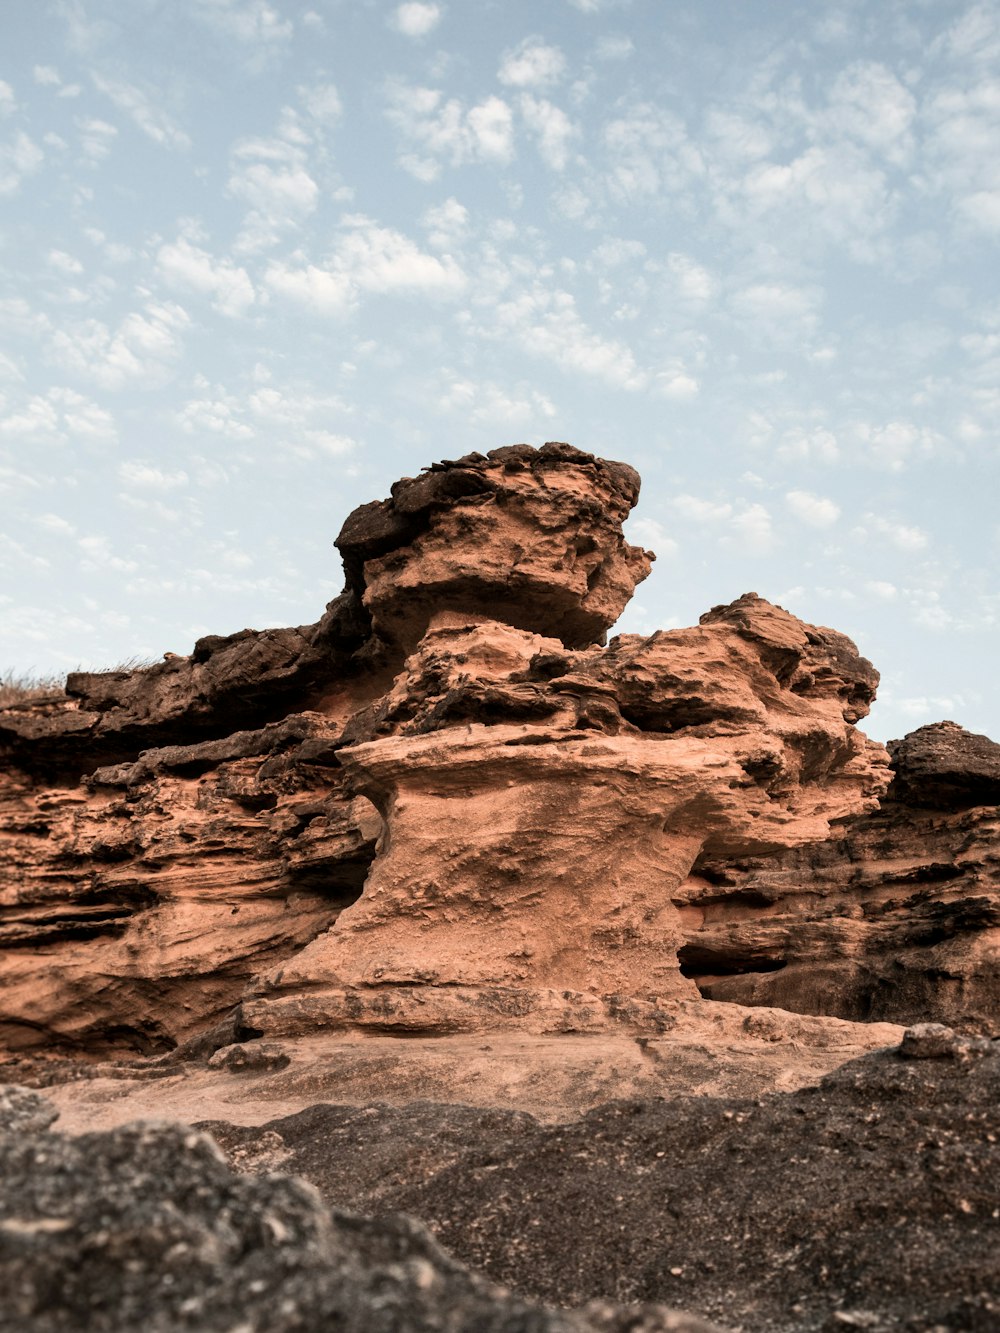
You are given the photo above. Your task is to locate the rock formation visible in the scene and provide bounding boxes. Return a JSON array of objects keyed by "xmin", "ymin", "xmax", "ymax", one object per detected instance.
[
  {"xmin": 1, "ymin": 442, "xmax": 997, "ymax": 1059},
  {"xmin": 677, "ymin": 721, "xmax": 1000, "ymax": 1033}
]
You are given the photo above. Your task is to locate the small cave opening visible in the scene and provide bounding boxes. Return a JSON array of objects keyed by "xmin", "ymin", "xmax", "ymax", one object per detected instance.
[{"xmin": 678, "ymin": 942, "xmax": 788, "ymax": 992}]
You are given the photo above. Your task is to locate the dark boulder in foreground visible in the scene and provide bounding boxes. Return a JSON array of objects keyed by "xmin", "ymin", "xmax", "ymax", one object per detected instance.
[{"xmin": 0, "ymin": 1084, "xmax": 716, "ymax": 1333}]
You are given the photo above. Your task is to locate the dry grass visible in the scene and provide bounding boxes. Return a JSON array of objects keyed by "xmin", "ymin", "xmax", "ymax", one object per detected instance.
[
  {"xmin": 0, "ymin": 670, "xmax": 67, "ymax": 708},
  {"xmin": 1, "ymin": 658, "xmax": 162, "ymax": 708}
]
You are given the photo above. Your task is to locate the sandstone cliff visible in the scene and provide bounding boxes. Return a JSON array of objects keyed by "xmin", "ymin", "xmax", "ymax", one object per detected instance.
[{"xmin": 1, "ymin": 444, "xmax": 997, "ymax": 1058}]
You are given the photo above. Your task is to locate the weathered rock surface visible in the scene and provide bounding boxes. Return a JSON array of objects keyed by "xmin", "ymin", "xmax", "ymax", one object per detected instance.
[
  {"xmin": 1, "ymin": 442, "xmax": 998, "ymax": 1057},
  {"xmin": 245, "ymin": 595, "xmax": 889, "ymax": 1038},
  {"xmin": 0, "ymin": 1084, "xmax": 719, "ymax": 1333},
  {"xmin": 200, "ymin": 1033, "xmax": 1000, "ymax": 1333},
  {"xmin": 676, "ymin": 721, "xmax": 1000, "ymax": 1034}
]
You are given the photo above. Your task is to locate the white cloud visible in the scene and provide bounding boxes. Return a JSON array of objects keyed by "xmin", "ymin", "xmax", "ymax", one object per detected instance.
[
  {"xmin": 499, "ymin": 39, "xmax": 567, "ymax": 89},
  {"xmin": 866, "ymin": 581, "xmax": 897, "ymax": 600},
  {"xmin": 0, "ymin": 388, "xmax": 116, "ymax": 446},
  {"xmin": 0, "ymin": 131, "xmax": 43, "ymax": 195},
  {"xmin": 666, "ymin": 252, "xmax": 716, "ymax": 304},
  {"xmin": 519, "ymin": 94, "xmax": 575, "ymax": 170},
  {"xmin": 785, "ymin": 489, "xmax": 841, "ymax": 528},
  {"xmin": 730, "ymin": 281, "xmax": 819, "ymax": 327},
  {"xmin": 626, "ymin": 516, "xmax": 678, "ymax": 558},
  {"xmin": 603, "ymin": 104, "xmax": 698, "ymax": 202},
  {"xmin": 0, "ymin": 81, "xmax": 14, "ymax": 114},
  {"xmin": 824, "ymin": 62, "xmax": 916, "ymax": 166},
  {"xmin": 655, "ymin": 368, "xmax": 699, "ymax": 400},
  {"xmin": 228, "ymin": 127, "xmax": 318, "ymax": 252},
  {"xmin": 47, "ymin": 249, "xmax": 83, "ymax": 275},
  {"xmin": 177, "ymin": 394, "xmax": 255, "ymax": 440},
  {"xmin": 438, "ymin": 375, "xmax": 557, "ymax": 427},
  {"xmin": 855, "ymin": 420, "xmax": 942, "ymax": 471},
  {"xmin": 298, "ymin": 82, "xmax": 342, "ymax": 124},
  {"xmin": 387, "ymin": 83, "xmax": 515, "ymax": 176},
  {"xmin": 670, "ymin": 494, "xmax": 732, "ymax": 523},
  {"xmin": 423, "ymin": 197, "xmax": 469, "ymax": 248},
  {"xmin": 157, "ymin": 237, "xmax": 255, "ymax": 317},
  {"xmin": 49, "ymin": 302, "xmax": 190, "ymax": 390},
  {"xmin": 77, "ymin": 117, "xmax": 117, "ymax": 161},
  {"xmin": 595, "ymin": 35, "xmax": 633, "ymax": 60},
  {"xmin": 264, "ymin": 214, "xmax": 466, "ymax": 315},
  {"xmin": 191, "ymin": 0, "xmax": 293, "ymax": 51},
  {"xmin": 728, "ymin": 502, "xmax": 774, "ymax": 553},
  {"xmin": 390, "ymin": 3, "xmax": 442, "ymax": 37},
  {"xmin": 119, "ymin": 460, "xmax": 189, "ymax": 490},
  {"xmin": 866, "ymin": 515, "xmax": 929, "ymax": 552},
  {"xmin": 33, "ymin": 66, "xmax": 62, "ymax": 87},
  {"xmin": 91, "ymin": 74, "xmax": 191, "ymax": 150},
  {"xmin": 487, "ymin": 284, "xmax": 644, "ymax": 388}
]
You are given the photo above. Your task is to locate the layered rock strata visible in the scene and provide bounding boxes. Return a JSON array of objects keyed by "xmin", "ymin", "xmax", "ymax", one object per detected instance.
[
  {"xmin": 676, "ymin": 721, "xmax": 1000, "ymax": 1033},
  {"xmin": 1, "ymin": 442, "xmax": 996, "ymax": 1057}
]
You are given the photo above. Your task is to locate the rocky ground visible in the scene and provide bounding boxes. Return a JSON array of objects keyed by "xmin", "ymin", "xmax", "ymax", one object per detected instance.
[{"xmin": 197, "ymin": 1029, "xmax": 1000, "ymax": 1332}]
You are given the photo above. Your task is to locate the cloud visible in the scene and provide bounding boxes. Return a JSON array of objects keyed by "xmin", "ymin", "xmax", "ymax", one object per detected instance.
[
  {"xmin": 595, "ymin": 35, "xmax": 633, "ymax": 60},
  {"xmin": 190, "ymin": 0, "xmax": 293, "ymax": 52},
  {"xmin": 157, "ymin": 237, "xmax": 256, "ymax": 317},
  {"xmin": 669, "ymin": 494, "xmax": 774, "ymax": 552},
  {"xmin": 666, "ymin": 252, "xmax": 716, "ymax": 304},
  {"xmin": 0, "ymin": 388, "xmax": 116, "ymax": 445},
  {"xmin": 518, "ymin": 95, "xmax": 576, "ymax": 170},
  {"xmin": 498, "ymin": 39, "xmax": 567, "ymax": 89},
  {"xmin": 385, "ymin": 83, "xmax": 514, "ymax": 177},
  {"xmin": 119, "ymin": 460, "xmax": 189, "ymax": 490},
  {"xmin": 423, "ymin": 197, "xmax": 469, "ymax": 248},
  {"xmin": 390, "ymin": 3, "xmax": 442, "ymax": 37},
  {"xmin": 0, "ymin": 131, "xmax": 43, "ymax": 195},
  {"xmin": 730, "ymin": 281, "xmax": 820, "ymax": 328},
  {"xmin": 823, "ymin": 61, "xmax": 916, "ymax": 167},
  {"xmin": 48, "ymin": 302, "xmax": 190, "ymax": 390},
  {"xmin": 298, "ymin": 82, "xmax": 342, "ymax": 124},
  {"xmin": 77, "ymin": 117, "xmax": 117, "ymax": 161},
  {"xmin": 438, "ymin": 375, "xmax": 557, "ymax": 427},
  {"xmin": 487, "ymin": 283, "xmax": 644, "ymax": 388},
  {"xmin": 33, "ymin": 66, "xmax": 62, "ymax": 87},
  {"xmin": 91, "ymin": 74, "xmax": 191, "ymax": 150},
  {"xmin": 785, "ymin": 490, "xmax": 841, "ymax": 528},
  {"xmin": 177, "ymin": 394, "xmax": 255, "ymax": 440},
  {"xmin": 228, "ymin": 127, "xmax": 318, "ymax": 252},
  {"xmin": 865, "ymin": 515, "xmax": 929, "ymax": 552},
  {"xmin": 264, "ymin": 214, "xmax": 467, "ymax": 315}
]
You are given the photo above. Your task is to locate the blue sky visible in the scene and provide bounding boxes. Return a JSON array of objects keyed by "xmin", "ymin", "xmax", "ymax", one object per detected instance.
[{"xmin": 1, "ymin": 0, "xmax": 998, "ymax": 744}]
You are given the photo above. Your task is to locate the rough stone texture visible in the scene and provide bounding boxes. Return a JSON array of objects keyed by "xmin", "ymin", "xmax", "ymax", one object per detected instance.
[
  {"xmin": 201, "ymin": 1036, "xmax": 1000, "ymax": 1333},
  {"xmin": 675, "ymin": 720, "xmax": 1000, "ymax": 1034},
  {"xmin": 888, "ymin": 720, "xmax": 1000, "ymax": 809},
  {"xmin": 0, "ymin": 717, "xmax": 380, "ymax": 1054},
  {"xmin": 336, "ymin": 442, "xmax": 652, "ymax": 653},
  {"xmin": 1, "ymin": 443, "xmax": 998, "ymax": 1057},
  {"xmin": 246, "ymin": 595, "xmax": 888, "ymax": 1037},
  {"xmin": 35, "ymin": 1006, "xmax": 904, "ymax": 1135},
  {"xmin": 0, "ymin": 1085, "xmax": 719, "ymax": 1333}
]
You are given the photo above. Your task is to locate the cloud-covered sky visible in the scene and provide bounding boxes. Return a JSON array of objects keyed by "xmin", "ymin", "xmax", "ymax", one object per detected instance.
[{"xmin": 2, "ymin": 0, "xmax": 998, "ymax": 743}]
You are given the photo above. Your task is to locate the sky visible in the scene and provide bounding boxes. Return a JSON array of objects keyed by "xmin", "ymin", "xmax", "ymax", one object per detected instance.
[{"xmin": 1, "ymin": 0, "xmax": 998, "ymax": 745}]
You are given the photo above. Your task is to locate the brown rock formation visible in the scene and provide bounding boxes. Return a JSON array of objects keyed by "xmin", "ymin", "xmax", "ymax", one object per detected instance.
[
  {"xmin": 676, "ymin": 721, "xmax": 1000, "ymax": 1034},
  {"xmin": 245, "ymin": 595, "xmax": 887, "ymax": 1037},
  {"xmin": 1, "ymin": 441, "xmax": 994, "ymax": 1059}
]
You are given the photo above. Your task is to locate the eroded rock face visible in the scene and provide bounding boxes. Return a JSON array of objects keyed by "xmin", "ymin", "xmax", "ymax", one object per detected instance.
[
  {"xmin": 246, "ymin": 596, "xmax": 889, "ymax": 1038},
  {"xmin": 676, "ymin": 720, "xmax": 1000, "ymax": 1034},
  {"xmin": 0, "ymin": 441, "xmax": 995, "ymax": 1056}
]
